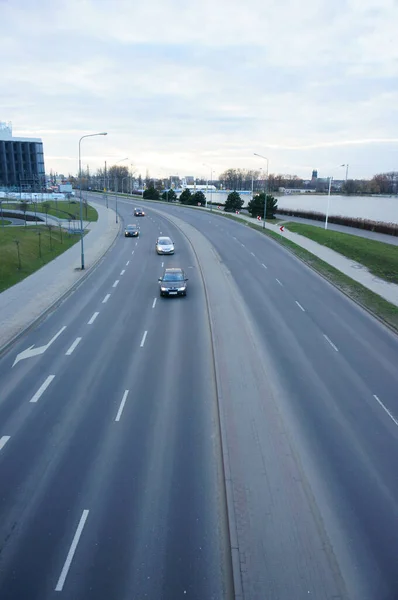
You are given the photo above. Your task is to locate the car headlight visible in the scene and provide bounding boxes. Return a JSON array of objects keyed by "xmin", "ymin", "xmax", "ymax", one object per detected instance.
[
  {"xmin": 161, "ymin": 287, "xmax": 167, "ymax": 291},
  {"xmin": 177, "ymin": 287, "xmax": 185, "ymax": 291}
]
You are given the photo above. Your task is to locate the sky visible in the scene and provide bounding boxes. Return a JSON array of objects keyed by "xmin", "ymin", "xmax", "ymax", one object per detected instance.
[{"xmin": 1, "ymin": 0, "xmax": 398, "ymax": 181}]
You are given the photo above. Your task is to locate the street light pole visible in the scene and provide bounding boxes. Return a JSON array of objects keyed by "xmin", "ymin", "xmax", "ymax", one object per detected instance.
[
  {"xmin": 122, "ymin": 176, "xmax": 129, "ymax": 194},
  {"xmin": 113, "ymin": 157, "xmax": 128, "ymax": 223},
  {"xmin": 325, "ymin": 176, "xmax": 333, "ymax": 229},
  {"xmin": 78, "ymin": 132, "xmax": 107, "ymax": 269},
  {"xmin": 203, "ymin": 163, "xmax": 213, "ymax": 211},
  {"xmin": 254, "ymin": 153, "xmax": 269, "ymax": 227}
]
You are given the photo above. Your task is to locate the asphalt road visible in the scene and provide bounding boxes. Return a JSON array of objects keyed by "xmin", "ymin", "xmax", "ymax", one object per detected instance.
[
  {"xmin": 0, "ymin": 203, "xmax": 232, "ymax": 599},
  {"xmin": 2, "ymin": 191, "xmax": 398, "ymax": 600},
  {"xmin": 109, "ymin": 196, "xmax": 398, "ymax": 600}
]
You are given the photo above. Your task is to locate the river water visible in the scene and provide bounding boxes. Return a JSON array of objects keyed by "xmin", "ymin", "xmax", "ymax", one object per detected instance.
[{"xmin": 202, "ymin": 191, "xmax": 398, "ymax": 224}]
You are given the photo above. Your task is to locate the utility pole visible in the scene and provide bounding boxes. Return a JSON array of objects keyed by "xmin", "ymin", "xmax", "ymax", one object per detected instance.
[{"xmin": 104, "ymin": 160, "xmax": 108, "ymax": 208}]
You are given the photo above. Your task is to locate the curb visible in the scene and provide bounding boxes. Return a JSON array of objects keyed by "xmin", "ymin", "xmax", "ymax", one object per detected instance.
[{"xmin": 0, "ymin": 203, "xmax": 122, "ymax": 357}]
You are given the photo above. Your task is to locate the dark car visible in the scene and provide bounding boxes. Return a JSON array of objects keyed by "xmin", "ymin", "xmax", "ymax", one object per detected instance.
[
  {"xmin": 125, "ymin": 224, "xmax": 139, "ymax": 237},
  {"xmin": 134, "ymin": 207, "xmax": 145, "ymax": 216},
  {"xmin": 158, "ymin": 268, "xmax": 188, "ymax": 297}
]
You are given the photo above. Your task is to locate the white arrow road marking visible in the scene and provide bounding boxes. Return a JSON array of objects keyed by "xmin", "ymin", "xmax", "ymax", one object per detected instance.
[{"xmin": 13, "ymin": 326, "xmax": 67, "ymax": 367}]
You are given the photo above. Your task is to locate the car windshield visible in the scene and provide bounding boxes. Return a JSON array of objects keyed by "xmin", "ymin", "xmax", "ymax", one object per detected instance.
[
  {"xmin": 163, "ymin": 272, "xmax": 183, "ymax": 281},
  {"xmin": 159, "ymin": 238, "xmax": 172, "ymax": 245}
]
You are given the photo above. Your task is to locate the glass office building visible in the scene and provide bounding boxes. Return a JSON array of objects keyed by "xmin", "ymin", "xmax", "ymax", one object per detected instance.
[{"xmin": 0, "ymin": 122, "xmax": 46, "ymax": 190}]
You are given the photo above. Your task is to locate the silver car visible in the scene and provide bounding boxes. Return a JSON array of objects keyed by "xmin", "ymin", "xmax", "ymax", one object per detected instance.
[{"xmin": 156, "ymin": 236, "xmax": 175, "ymax": 254}]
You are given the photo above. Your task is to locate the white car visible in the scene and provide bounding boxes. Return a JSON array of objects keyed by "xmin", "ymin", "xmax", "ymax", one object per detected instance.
[{"xmin": 156, "ymin": 236, "xmax": 175, "ymax": 254}]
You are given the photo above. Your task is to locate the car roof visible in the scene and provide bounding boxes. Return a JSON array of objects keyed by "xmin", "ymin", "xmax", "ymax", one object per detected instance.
[
  {"xmin": 158, "ymin": 236, "xmax": 172, "ymax": 241},
  {"xmin": 164, "ymin": 267, "xmax": 183, "ymax": 273},
  {"xmin": 127, "ymin": 224, "xmax": 137, "ymax": 228}
]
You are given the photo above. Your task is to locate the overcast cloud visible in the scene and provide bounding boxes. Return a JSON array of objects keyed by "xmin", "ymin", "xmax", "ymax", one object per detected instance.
[{"xmin": 1, "ymin": 0, "xmax": 397, "ymax": 179}]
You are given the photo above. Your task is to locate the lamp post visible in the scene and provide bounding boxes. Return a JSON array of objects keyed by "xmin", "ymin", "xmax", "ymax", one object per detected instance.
[
  {"xmin": 325, "ymin": 176, "xmax": 333, "ymax": 229},
  {"xmin": 122, "ymin": 176, "xmax": 129, "ymax": 194},
  {"xmin": 341, "ymin": 163, "xmax": 349, "ymax": 182},
  {"xmin": 79, "ymin": 132, "xmax": 107, "ymax": 269},
  {"xmin": 254, "ymin": 153, "xmax": 269, "ymax": 227},
  {"xmin": 203, "ymin": 163, "xmax": 213, "ymax": 211},
  {"xmin": 114, "ymin": 157, "xmax": 128, "ymax": 223}
]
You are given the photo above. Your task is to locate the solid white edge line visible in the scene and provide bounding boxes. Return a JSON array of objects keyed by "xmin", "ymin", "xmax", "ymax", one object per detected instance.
[
  {"xmin": 295, "ymin": 301, "xmax": 305, "ymax": 312},
  {"xmin": 65, "ymin": 338, "xmax": 82, "ymax": 356},
  {"xmin": 152, "ymin": 298, "xmax": 157, "ymax": 308},
  {"xmin": 323, "ymin": 334, "xmax": 339, "ymax": 352},
  {"xmin": 373, "ymin": 395, "xmax": 398, "ymax": 427},
  {"xmin": 0, "ymin": 436, "xmax": 11, "ymax": 451},
  {"xmin": 30, "ymin": 375, "xmax": 55, "ymax": 403},
  {"xmin": 140, "ymin": 331, "xmax": 148, "ymax": 347},
  {"xmin": 102, "ymin": 294, "xmax": 111, "ymax": 304},
  {"xmin": 120, "ymin": 269, "xmax": 125, "ymax": 275},
  {"xmin": 55, "ymin": 509, "xmax": 89, "ymax": 592},
  {"xmin": 87, "ymin": 312, "xmax": 99, "ymax": 325},
  {"xmin": 276, "ymin": 278, "xmax": 283, "ymax": 286},
  {"xmin": 261, "ymin": 263, "xmax": 267, "ymax": 269},
  {"xmin": 112, "ymin": 280, "xmax": 119, "ymax": 288},
  {"xmin": 115, "ymin": 390, "xmax": 129, "ymax": 422}
]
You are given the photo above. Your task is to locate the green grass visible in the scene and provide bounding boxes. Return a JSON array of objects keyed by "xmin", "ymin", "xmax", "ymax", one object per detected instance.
[
  {"xmin": 285, "ymin": 222, "xmax": 398, "ymax": 284},
  {"xmin": 243, "ymin": 223, "xmax": 398, "ymax": 332},
  {"xmin": 0, "ymin": 219, "xmax": 12, "ymax": 226},
  {"xmin": 2, "ymin": 201, "xmax": 98, "ymax": 222},
  {"xmin": 0, "ymin": 225, "xmax": 81, "ymax": 292}
]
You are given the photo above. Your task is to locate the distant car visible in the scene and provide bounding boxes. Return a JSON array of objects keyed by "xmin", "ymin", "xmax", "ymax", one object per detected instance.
[
  {"xmin": 134, "ymin": 208, "xmax": 145, "ymax": 216},
  {"xmin": 158, "ymin": 268, "xmax": 188, "ymax": 297},
  {"xmin": 125, "ymin": 224, "xmax": 139, "ymax": 237},
  {"xmin": 156, "ymin": 236, "xmax": 174, "ymax": 254}
]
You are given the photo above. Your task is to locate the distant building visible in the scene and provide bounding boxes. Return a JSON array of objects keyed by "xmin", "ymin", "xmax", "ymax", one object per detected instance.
[
  {"xmin": 0, "ymin": 121, "xmax": 45, "ymax": 189},
  {"xmin": 311, "ymin": 169, "xmax": 318, "ymax": 180}
]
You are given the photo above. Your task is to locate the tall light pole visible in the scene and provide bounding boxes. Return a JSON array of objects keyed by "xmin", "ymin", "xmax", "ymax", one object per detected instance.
[
  {"xmin": 79, "ymin": 132, "xmax": 107, "ymax": 269},
  {"xmin": 203, "ymin": 163, "xmax": 213, "ymax": 211},
  {"xmin": 254, "ymin": 153, "xmax": 269, "ymax": 227},
  {"xmin": 341, "ymin": 163, "xmax": 349, "ymax": 182},
  {"xmin": 325, "ymin": 176, "xmax": 333, "ymax": 229},
  {"xmin": 114, "ymin": 157, "xmax": 128, "ymax": 223},
  {"xmin": 122, "ymin": 176, "xmax": 129, "ymax": 194}
]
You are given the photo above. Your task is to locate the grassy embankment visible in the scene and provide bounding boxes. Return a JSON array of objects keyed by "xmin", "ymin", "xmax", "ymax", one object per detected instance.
[
  {"xmin": 2, "ymin": 200, "xmax": 98, "ymax": 222},
  {"xmin": 0, "ymin": 224, "xmax": 86, "ymax": 293},
  {"xmin": 285, "ymin": 222, "xmax": 398, "ymax": 285}
]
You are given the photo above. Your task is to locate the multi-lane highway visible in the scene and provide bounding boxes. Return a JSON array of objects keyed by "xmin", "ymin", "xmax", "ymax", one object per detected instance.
[
  {"xmin": 1, "ymin": 192, "xmax": 398, "ymax": 599},
  {"xmin": 0, "ymin": 202, "xmax": 232, "ymax": 599}
]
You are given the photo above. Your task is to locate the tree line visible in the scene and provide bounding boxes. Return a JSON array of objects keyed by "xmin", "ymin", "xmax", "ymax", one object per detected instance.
[{"xmin": 68, "ymin": 165, "xmax": 398, "ymax": 196}]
